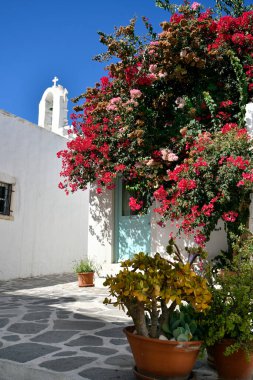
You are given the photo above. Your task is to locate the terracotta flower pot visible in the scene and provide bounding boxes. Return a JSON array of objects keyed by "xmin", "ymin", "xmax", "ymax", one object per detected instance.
[
  {"xmin": 124, "ymin": 326, "xmax": 202, "ymax": 379},
  {"xmin": 212, "ymin": 339, "xmax": 253, "ymax": 380},
  {"xmin": 77, "ymin": 272, "xmax": 94, "ymax": 287}
]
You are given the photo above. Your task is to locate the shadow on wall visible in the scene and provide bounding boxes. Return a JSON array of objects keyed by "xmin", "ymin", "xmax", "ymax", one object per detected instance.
[
  {"xmin": 88, "ymin": 185, "xmax": 113, "ymax": 246},
  {"xmin": 151, "ymin": 208, "xmax": 228, "ymax": 261}
]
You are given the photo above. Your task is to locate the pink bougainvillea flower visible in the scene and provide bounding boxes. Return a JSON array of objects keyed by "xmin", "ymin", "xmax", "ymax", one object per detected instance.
[
  {"xmin": 114, "ymin": 164, "xmax": 126, "ymax": 172},
  {"xmin": 221, "ymin": 123, "xmax": 238, "ymax": 134},
  {"xmin": 226, "ymin": 156, "xmax": 249, "ymax": 170},
  {"xmin": 194, "ymin": 232, "xmax": 206, "ymax": 247},
  {"xmin": 154, "ymin": 186, "xmax": 168, "ymax": 201},
  {"xmin": 149, "ymin": 64, "xmax": 157, "ymax": 73},
  {"xmin": 130, "ymin": 89, "xmax": 142, "ymax": 98},
  {"xmin": 191, "ymin": 2, "xmax": 201, "ymax": 10},
  {"xmin": 219, "ymin": 100, "xmax": 233, "ymax": 108},
  {"xmin": 110, "ymin": 97, "xmax": 122, "ymax": 104},
  {"xmin": 129, "ymin": 197, "xmax": 143, "ymax": 211},
  {"xmin": 202, "ymin": 203, "xmax": 214, "ymax": 216},
  {"xmin": 222, "ymin": 211, "xmax": 238, "ymax": 222}
]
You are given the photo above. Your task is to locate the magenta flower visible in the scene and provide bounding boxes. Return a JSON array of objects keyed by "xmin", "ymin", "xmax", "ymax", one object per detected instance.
[
  {"xmin": 222, "ymin": 211, "xmax": 238, "ymax": 222},
  {"xmin": 129, "ymin": 197, "xmax": 143, "ymax": 211}
]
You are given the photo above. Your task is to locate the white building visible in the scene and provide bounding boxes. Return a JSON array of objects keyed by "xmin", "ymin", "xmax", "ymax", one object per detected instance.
[{"xmin": 0, "ymin": 78, "xmax": 89, "ymax": 281}]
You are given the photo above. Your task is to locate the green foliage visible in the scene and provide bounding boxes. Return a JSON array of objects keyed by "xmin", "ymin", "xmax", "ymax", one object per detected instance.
[
  {"xmin": 162, "ymin": 304, "xmax": 204, "ymax": 341},
  {"xmin": 228, "ymin": 50, "xmax": 248, "ymax": 127},
  {"xmin": 215, "ymin": 0, "xmax": 253, "ymax": 17},
  {"xmin": 154, "ymin": 0, "xmax": 253, "ymax": 16},
  {"xmin": 73, "ymin": 259, "xmax": 96, "ymax": 273},
  {"xmin": 203, "ymin": 226, "xmax": 253, "ymax": 356},
  {"xmin": 155, "ymin": 0, "xmax": 178, "ymax": 13},
  {"xmin": 203, "ymin": 91, "xmax": 220, "ymax": 131}
]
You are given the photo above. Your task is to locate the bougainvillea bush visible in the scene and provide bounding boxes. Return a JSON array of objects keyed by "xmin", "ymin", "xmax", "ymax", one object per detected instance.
[{"xmin": 58, "ymin": 0, "xmax": 253, "ymax": 247}]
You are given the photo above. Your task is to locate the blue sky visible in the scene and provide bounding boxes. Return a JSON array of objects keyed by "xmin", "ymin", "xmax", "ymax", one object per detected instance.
[{"xmin": 0, "ymin": 0, "xmax": 251, "ymax": 124}]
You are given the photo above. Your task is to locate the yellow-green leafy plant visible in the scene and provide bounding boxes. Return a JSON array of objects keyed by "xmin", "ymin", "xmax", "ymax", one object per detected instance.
[{"xmin": 104, "ymin": 240, "xmax": 211, "ymax": 338}]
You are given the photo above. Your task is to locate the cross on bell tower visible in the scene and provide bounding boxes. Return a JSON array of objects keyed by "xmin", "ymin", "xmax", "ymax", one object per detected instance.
[
  {"xmin": 52, "ymin": 76, "xmax": 59, "ymax": 87},
  {"xmin": 38, "ymin": 77, "xmax": 68, "ymax": 137}
]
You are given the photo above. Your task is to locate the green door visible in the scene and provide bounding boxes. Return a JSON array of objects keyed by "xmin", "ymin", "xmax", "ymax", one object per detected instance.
[{"xmin": 114, "ymin": 178, "xmax": 151, "ymax": 262}]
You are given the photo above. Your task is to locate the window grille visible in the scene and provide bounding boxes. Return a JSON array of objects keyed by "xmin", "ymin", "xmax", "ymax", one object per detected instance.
[{"xmin": 0, "ymin": 182, "xmax": 12, "ymax": 216}]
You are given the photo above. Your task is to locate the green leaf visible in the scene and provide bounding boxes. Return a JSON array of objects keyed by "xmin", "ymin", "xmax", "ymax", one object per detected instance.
[
  {"xmin": 173, "ymin": 327, "xmax": 185, "ymax": 339},
  {"xmin": 177, "ymin": 333, "xmax": 189, "ymax": 342},
  {"xmin": 161, "ymin": 322, "xmax": 171, "ymax": 334}
]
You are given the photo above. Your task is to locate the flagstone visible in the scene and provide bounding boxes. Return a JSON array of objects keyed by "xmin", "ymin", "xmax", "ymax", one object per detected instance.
[
  {"xmin": 31, "ymin": 330, "xmax": 77, "ymax": 343},
  {"xmin": 7, "ymin": 322, "xmax": 47, "ymax": 334},
  {"xmin": 80, "ymin": 346, "xmax": 118, "ymax": 355},
  {"xmin": 22, "ymin": 311, "xmax": 52, "ymax": 321},
  {"xmin": 104, "ymin": 354, "xmax": 134, "ymax": 367},
  {"xmin": 2, "ymin": 335, "xmax": 20, "ymax": 342},
  {"xmin": 0, "ymin": 319, "xmax": 9, "ymax": 328},
  {"xmin": 53, "ymin": 319, "xmax": 105, "ymax": 331},
  {"xmin": 39, "ymin": 356, "xmax": 95, "ymax": 371},
  {"xmin": 95, "ymin": 326, "xmax": 126, "ymax": 338},
  {"xmin": 66, "ymin": 335, "xmax": 103, "ymax": 347},
  {"xmin": 0, "ymin": 343, "xmax": 59, "ymax": 362}
]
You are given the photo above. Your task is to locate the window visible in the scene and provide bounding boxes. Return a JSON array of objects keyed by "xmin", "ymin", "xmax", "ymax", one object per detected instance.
[
  {"xmin": 0, "ymin": 182, "xmax": 12, "ymax": 216},
  {"xmin": 121, "ymin": 180, "xmax": 138, "ymax": 216}
]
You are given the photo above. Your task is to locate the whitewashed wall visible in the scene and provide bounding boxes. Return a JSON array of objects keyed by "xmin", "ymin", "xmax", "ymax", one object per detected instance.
[
  {"xmin": 150, "ymin": 206, "xmax": 227, "ymax": 260},
  {"xmin": 0, "ymin": 110, "xmax": 89, "ymax": 280}
]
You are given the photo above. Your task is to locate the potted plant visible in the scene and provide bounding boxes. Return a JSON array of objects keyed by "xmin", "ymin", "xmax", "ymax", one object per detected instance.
[
  {"xmin": 73, "ymin": 259, "xmax": 96, "ymax": 287},
  {"xmin": 202, "ymin": 227, "xmax": 253, "ymax": 380},
  {"xmin": 104, "ymin": 239, "xmax": 212, "ymax": 379}
]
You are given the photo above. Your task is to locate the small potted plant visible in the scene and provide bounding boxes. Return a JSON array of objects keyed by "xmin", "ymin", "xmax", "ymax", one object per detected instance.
[
  {"xmin": 203, "ymin": 227, "xmax": 253, "ymax": 380},
  {"xmin": 73, "ymin": 259, "xmax": 96, "ymax": 287},
  {"xmin": 104, "ymin": 239, "xmax": 211, "ymax": 379}
]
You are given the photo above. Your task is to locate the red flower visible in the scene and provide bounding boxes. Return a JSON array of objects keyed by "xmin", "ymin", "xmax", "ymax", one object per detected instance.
[
  {"xmin": 202, "ymin": 203, "xmax": 214, "ymax": 216},
  {"xmin": 219, "ymin": 100, "xmax": 233, "ymax": 108},
  {"xmin": 129, "ymin": 197, "xmax": 143, "ymax": 211},
  {"xmin": 194, "ymin": 232, "xmax": 206, "ymax": 247},
  {"xmin": 154, "ymin": 186, "xmax": 168, "ymax": 201},
  {"xmin": 231, "ymin": 33, "xmax": 246, "ymax": 46},
  {"xmin": 177, "ymin": 179, "xmax": 197, "ymax": 192},
  {"xmin": 226, "ymin": 156, "xmax": 249, "ymax": 170},
  {"xmin": 222, "ymin": 211, "xmax": 238, "ymax": 222},
  {"xmin": 114, "ymin": 164, "xmax": 126, "ymax": 172},
  {"xmin": 221, "ymin": 123, "xmax": 237, "ymax": 134}
]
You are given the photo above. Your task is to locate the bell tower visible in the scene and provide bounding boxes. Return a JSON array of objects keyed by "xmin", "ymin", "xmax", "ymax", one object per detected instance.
[{"xmin": 38, "ymin": 77, "xmax": 68, "ymax": 136}]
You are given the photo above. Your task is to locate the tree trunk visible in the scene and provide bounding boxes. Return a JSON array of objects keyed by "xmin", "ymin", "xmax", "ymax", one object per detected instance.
[{"xmin": 126, "ymin": 301, "xmax": 149, "ymax": 337}]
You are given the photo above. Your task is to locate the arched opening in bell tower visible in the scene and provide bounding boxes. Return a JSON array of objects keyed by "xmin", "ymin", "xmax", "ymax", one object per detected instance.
[{"xmin": 44, "ymin": 92, "xmax": 54, "ymax": 131}]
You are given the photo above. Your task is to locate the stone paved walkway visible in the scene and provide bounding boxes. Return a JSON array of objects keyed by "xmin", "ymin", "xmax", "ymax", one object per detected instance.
[{"xmin": 0, "ymin": 274, "xmax": 219, "ymax": 380}]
